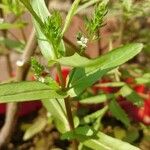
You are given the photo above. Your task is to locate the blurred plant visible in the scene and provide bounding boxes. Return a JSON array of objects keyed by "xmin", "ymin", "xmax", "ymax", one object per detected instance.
[
  {"xmin": 85, "ymin": 0, "xmax": 108, "ymax": 40},
  {"xmin": 0, "ymin": 0, "xmax": 149, "ymax": 150}
]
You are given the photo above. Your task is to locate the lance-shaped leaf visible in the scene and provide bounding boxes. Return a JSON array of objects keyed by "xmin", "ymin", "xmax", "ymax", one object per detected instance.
[
  {"xmin": 0, "ymin": 37, "xmax": 25, "ymax": 52},
  {"xmin": 120, "ymin": 85, "xmax": 143, "ymax": 106},
  {"xmin": 68, "ymin": 68, "xmax": 110, "ymax": 96},
  {"xmin": 0, "ymin": 22, "xmax": 25, "ymax": 30},
  {"xmin": 83, "ymin": 106, "xmax": 108, "ymax": 124},
  {"xmin": 56, "ymin": 43, "xmax": 143, "ymax": 70},
  {"xmin": 83, "ymin": 132, "xmax": 140, "ymax": 150},
  {"xmin": 58, "ymin": 43, "xmax": 143, "ymax": 96},
  {"xmin": 80, "ymin": 94, "xmax": 113, "ymax": 104},
  {"xmin": 0, "ymin": 81, "xmax": 67, "ymax": 103},
  {"xmin": 109, "ymin": 99, "xmax": 130, "ymax": 127},
  {"xmin": 61, "ymin": 125, "xmax": 95, "ymax": 141},
  {"xmin": 61, "ymin": 126, "xmax": 140, "ymax": 150},
  {"xmin": 23, "ymin": 117, "xmax": 47, "ymax": 141},
  {"xmin": 42, "ymin": 98, "xmax": 70, "ymax": 133}
]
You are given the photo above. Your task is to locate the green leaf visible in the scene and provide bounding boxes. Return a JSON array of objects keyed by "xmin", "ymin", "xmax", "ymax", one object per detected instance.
[
  {"xmin": 95, "ymin": 82, "xmax": 125, "ymax": 88},
  {"xmin": 109, "ymin": 99, "xmax": 130, "ymax": 127},
  {"xmin": 20, "ymin": 0, "xmax": 43, "ymax": 26},
  {"xmin": 57, "ymin": 43, "xmax": 143, "ymax": 70},
  {"xmin": 83, "ymin": 132, "xmax": 140, "ymax": 150},
  {"xmin": 0, "ymin": 81, "xmax": 67, "ymax": 103},
  {"xmin": 0, "ymin": 22, "xmax": 25, "ymax": 30},
  {"xmin": 31, "ymin": 0, "xmax": 65, "ymax": 60},
  {"xmin": 114, "ymin": 127, "xmax": 126, "ymax": 140},
  {"xmin": 61, "ymin": 125, "xmax": 94, "ymax": 141},
  {"xmin": 85, "ymin": 0, "xmax": 108, "ymax": 40},
  {"xmin": 61, "ymin": 0, "xmax": 81, "ymax": 36},
  {"xmin": 136, "ymin": 77, "xmax": 150, "ymax": 84},
  {"xmin": 68, "ymin": 68, "xmax": 109, "ymax": 96},
  {"xmin": 31, "ymin": 0, "xmax": 54, "ymax": 60},
  {"xmin": 31, "ymin": 57, "xmax": 44, "ymax": 77},
  {"xmin": 80, "ymin": 94, "xmax": 113, "ymax": 104},
  {"xmin": 75, "ymin": 126, "xmax": 94, "ymax": 136},
  {"xmin": 135, "ymin": 73, "xmax": 150, "ymax": 84},
  {"xmin": 42, "ymin": 98, "xmax": 69, "ymax": 133},
  {"xmin": 2, "ymin": 0, "xmax": 23, "ymax": 15},
  {"xmin": 23, "ymin": 117, "xmax": 47, "ymax": 141},
  {"xmin": 120, "ymin": 85, "xmax": 143, "ymax": 106},
  {"xmin": 123, "ymin": 127, "xmax": 139, "ymax": 143},
  {"xmin": 83, "ymin": 106, "xmax": 108, "ymax": 124},
  {"xmin": 121, "ymin": 0, "xmax": 132, "ymax": 12},
  {"xmin": 59, "ymin": 43, "xmax": 143, "ymax": 96},
  {"xmin": 0, "ymin": 37, "xmax": 24, "ymax": 52}
]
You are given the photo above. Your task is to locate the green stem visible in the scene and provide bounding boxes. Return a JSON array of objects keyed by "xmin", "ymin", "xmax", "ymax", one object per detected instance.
[{"xmin": 56, "ymin": 64, "xmax": 78, "ymax": 150}]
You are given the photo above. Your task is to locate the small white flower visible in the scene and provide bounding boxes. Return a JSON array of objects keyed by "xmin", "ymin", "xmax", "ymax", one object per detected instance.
[
  {"xmin": 47, "ymin": 112, "xmax": 51, "ymax": 118},
  {"xmin": 16, "ymin": 60, "xmax": 24, "ymax": 67},
  {"xmin": 38, "ymin": 77, "xmax": 45, "ymax": 83},
  {"xmin": 0, "ymin": 18, "xmax": 4, "ymax": 23},
  {"xmin": 77, "ymin": 35, "xmax": 88, "ymax": 48}
]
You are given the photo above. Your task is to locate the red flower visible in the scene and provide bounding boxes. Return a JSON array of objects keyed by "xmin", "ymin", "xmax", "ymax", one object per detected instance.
[
  {"xmin": 124, "ymin": 77, "xmax": 134, "ymax": 84},
  {"xmin": 55, "ymin": 68, "xmax": 70, "ymax": 84},
  {"xmin": 0, "ymin": 104, "xmax": 6, "ymax": 115},
  {"xmin": 134, "ymin": 84, "xmax": 145, "ymax": 93},
  {"xmin": 138, "ymin": 98, "xmax": 150, "ymax": 125},
  {"xmin": 0, "ymin": 102, "xmax": 42, "ymax": 116},
  {"xmin": 119, "ymin": 97, "xmax": 150, "ymax": 125}
]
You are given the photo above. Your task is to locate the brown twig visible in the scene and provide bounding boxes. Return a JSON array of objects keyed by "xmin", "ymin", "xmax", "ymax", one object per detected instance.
[{"xmin": 0, "ymin": 28, "xmax": 37, "ymax": 149}]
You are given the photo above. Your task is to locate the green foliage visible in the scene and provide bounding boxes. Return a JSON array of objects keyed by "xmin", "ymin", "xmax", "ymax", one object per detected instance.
[
  {"xmin": 42, "ymin": 98, "xmax": 70, "ymax": 133},
  {"xmin": 0, "ymin": 81, "xmax": 67, "ymax": 103},
  {"xmin": 1, "ymin": 0, "xmax": 23, "ymax": 15},
  {"xmin": 83, "ymin": 106, "xmax": 108, "ymax": 124},
  {"xmin": 56, "ymin": 43, "xmax": 143, "ymax": 69},
  {"xmin": 95, "ymin": 82, "xmax": 125, "ymax": 87},
  {"xmin": 44, "ymin": 77, "xmax": 60, "ymax": 90},
  {"xmin": 123, "ymin": 127, "xmax": 139, "ymax": 143},
  {"xmin": 31, "ymin": 58, "xmax": 44, "ymax": 78},
  {"xmin": 80, "ymin": 94, "xmax": 113, "ymax": 104},
  {"xmin": 23, "ymin": 117, "xmax": 47, "ymax": 141},
  {"xmin": 135, "ymin": 73, "xmax": 150, "ymax": 84},
  {"xmin": 0, "ymin": 22, "xmax": 26, "ymax": 30},
  {"xmin": 0, "ymin": 37, "xmax": 24, "ymax": 53},
  {"xmin": 120, "ymin": 0, "xmax": 133, "ymax": 12},
  {"xmin": 44, "ymin": 11, "xmax": 62, "ymax": 45},
  {"xmin": 83, "ymin": 132, "xmax": 140, "ymax": 150},
  {"xmin": 85, "ymin": 1, "xmax": 108, "ymax": 40},
  {"xmin": 56, "ymin": 43, "xmax": 143, "ymax": 96},
  {"xmin": 61, "ymin": 125, "xmax": 95, "ymax": 141},
  {"xmin": 62, "ymin": 126, "xmax": 140, "ymax": 150},
  {"xmin": 30, "ymin": 0, "xmax": 66, "ymax": 60},
  {"xmin": 0, "ymin": 0, "xmax": 147, "ymax": 148},
  {"xmin": 20, "ymin": 0, "xmax": 43, "ymax": 26},
  {"xmin": 109, "ymin": 99, "xmax": 130, "ymax": 127},
  {"xmin": 120, "ymin": 85, "xmax": 143, "ymax": 106}
]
